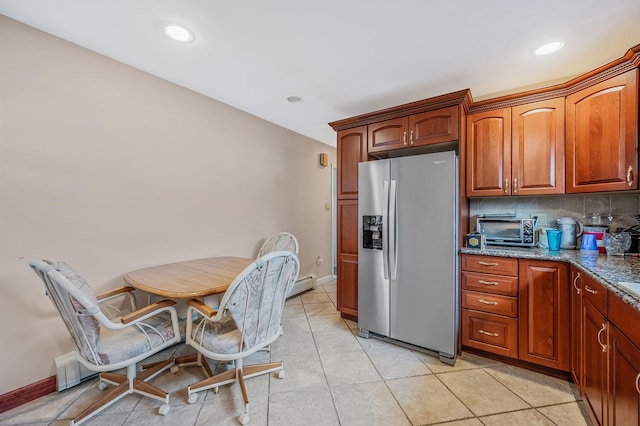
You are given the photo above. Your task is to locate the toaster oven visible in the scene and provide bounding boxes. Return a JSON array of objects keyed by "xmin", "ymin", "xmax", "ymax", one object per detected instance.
[{"xmin": 476, "ymin": 216, "xmax": 537, "ymax": 247}]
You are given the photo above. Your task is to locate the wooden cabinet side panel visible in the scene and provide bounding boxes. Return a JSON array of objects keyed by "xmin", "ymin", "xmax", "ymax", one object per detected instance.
[
  {"xmin": 512, "ymin": 98, "xmax": 565, "ymax": 195},
  {"xmin": 466, "ymin": 109, "xmax": 511, "ymax": 196},
  {"xmin": 337, "ymin": 200, "xmax": 359, "ymax": 317},
  {"xmin": 337, "ymin": 126, "xmax": 367, "ymax": 199},
  {"xmin": 518, "ymin": 260, "xmax": 570, "ymax": 371},
  {"xmin": 570, "ymin": 267, "xmax": 583, "ymax": 388},
  {"xmin": 566, "ymin": 69, "xmax": 639, "ymax": 193}
]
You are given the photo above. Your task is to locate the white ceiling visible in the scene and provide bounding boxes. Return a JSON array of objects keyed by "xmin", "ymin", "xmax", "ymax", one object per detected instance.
[{"xmin": 2, "ymin": 0, "xmax": 640, "ymax": 147}]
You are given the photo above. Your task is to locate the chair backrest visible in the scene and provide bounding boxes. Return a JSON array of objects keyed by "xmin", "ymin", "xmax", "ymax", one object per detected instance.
[
  {"xmin": 30, "ymin": 260, "xmax": 103, "ymax": 365},
  {"xmin": 257, "ymin": 232, "xmax": 299, "ymax": 258},
  {"xmin": 220, "ymin": 251, "xmax": 299, "ymax": 353}
]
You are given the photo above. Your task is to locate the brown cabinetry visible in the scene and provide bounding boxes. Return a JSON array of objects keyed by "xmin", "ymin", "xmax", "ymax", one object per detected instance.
[
  {"xmin": 566, "ymin": 69, "xmax": 638, "ymax": 193},
  {"xmin": 608, "ymin": 324, "xmax": 640, "ymax": 426},
  {"xmin": 368, "ymin": 106, "xmax": 460, "ymax": 154},
  {"xmin": 336, "ymin": 199, "xmax": 358, "ymax": 320},
  {"xmin": 466, "ymin": 98, "xmax": 565, "ymax": 197},
  {"xmin": 518, "ymin": 259, "xmax": 569, "ymax": 370},
  {"xmin": 570, "ymin": 267, "xmax": 583, "ymax": 385},
  {"xmin": 461, "ymin": 255, "xmax": 519, "ymax": 358},
  {"xmin": 582, "ymin": 283, "xmax": 608, "ymax": 426},
  {"xmin": 337, "ymin": 126, "xmax": 367, "ymax": 200}
]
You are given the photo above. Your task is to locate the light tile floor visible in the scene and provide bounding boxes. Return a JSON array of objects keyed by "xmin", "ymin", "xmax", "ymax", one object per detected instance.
[{"xmin": 0, "ymin": 281, "xmax": 593, "ymax": 425}]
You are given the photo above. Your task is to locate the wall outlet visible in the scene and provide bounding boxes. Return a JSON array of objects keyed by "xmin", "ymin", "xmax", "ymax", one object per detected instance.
[
  {"xmin": 531, "ymin": 213, "xmax": 548, "ymax": 227},
  {"xmin": 316, "ymin": 256, "xmax": 324, "ymax": 265}
]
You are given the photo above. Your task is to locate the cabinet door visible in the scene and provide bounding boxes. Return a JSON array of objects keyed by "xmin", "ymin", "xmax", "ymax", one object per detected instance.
[
  {"xmin": 367, "ymin": 117, "xmax": 408, "ymax": 154},
  {"xmin": 583, "ymin": 300, "xmax": 608, "ymax": 426},
  {"xmin": 570, "ymin": 267, "xmax": 583, "ymax": 388},
  {"xmin": 518, "ymin": 260, "xmax": 569, "ymax": 370},
  {"xmin": 466, "ymin": 108, "xmax": 511, "ymax": 196},
  {"xmin": 566, "ymin": 69, "xmax": 639, "ymax": 193},
  {"xmin": 511, "ymin": 98, "xmax": 565, "ymax": 195},
  {"xmin": 337, "ymin": 126, "xmax": 367, "ymax": 199},
  {"xmin": 608, "ymin": 324, "xmax": 640, "ymax": 426},
  {"xmin": 337, "ymin": 199, "xmax": 358, "ymax": 319},
  {"xmin": 409, "ymin": 106, "xmax": 459, "ymax": 147}
]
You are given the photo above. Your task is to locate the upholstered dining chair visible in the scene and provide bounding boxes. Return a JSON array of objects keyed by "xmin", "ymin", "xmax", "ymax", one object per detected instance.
[
  {"xmin": 29, "ymin": 259, "xmax": 182, "ymax": 425},
  {"xmin": 256, "ymin": 231, "xmax": 299, "ymax": 257},
  {"xmin": 184, "ymin": 251, "xmax": 300, "ymax": 425}
]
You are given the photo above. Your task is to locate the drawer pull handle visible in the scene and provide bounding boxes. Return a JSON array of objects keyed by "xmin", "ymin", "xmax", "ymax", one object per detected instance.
[
  {"xmin": 584, "ymin": 285, "xmax": 598, "ymax": 295},
  {"xmin": 477, "ymin": 261, "xmax": 499, "ymax": 266},
  {"xmin": 627, "ymin": 165, "xmax": 633, "ymax": 187},
  {"xmin": 478, "ymin": 280, "xmax": 499, "ymax": 286},
  {"xmin": 636, "ymin": 373, "xmax": 640, "ymax": 395},
  {"xmin": 478, "ymin": 299, "xmax": 498, "ymax": 305},
  {"xmin": 479, "ymin": 329, "xmax": 499, "ymax": 337},
  {"xmin": 573, "ymin": 272, "xmax": 581, "ymax": 295},
  {"xmin": 597, "ymin": 323, "xmax": 607, "ymax": 353}
]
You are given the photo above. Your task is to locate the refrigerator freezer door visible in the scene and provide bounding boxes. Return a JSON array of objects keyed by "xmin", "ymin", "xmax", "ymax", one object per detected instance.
[
  {"xmin": 389, "ymin": 151, "xmax": 458, "ymax": 358},
  {"xmin": 358, "ymin": 159, "xmax": 391, "ymax": 338}
]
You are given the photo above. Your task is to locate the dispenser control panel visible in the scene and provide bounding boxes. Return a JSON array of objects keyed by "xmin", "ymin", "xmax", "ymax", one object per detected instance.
[{"xmin": 362, "ymin": 215, "xmax": 383, "ymax": 250}]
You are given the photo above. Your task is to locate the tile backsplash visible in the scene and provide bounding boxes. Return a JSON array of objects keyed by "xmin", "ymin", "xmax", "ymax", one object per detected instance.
[{"xmin": 468, "ymin": 193, "xmax": 640, "ymax": 232}]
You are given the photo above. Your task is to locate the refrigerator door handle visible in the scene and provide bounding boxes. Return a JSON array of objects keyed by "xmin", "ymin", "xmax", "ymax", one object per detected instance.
[
  {"xmin": 382, "ymin": 180, "xmax": 390, "ymax": 280},
  {"xmin": 389, "ymin": 180, "xmax": 398, "ymax": 280}
]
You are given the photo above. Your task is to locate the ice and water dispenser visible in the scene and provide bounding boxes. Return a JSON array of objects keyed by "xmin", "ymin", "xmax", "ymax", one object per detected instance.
[{"xmin": 362, "ymin": 215, "xmax": 383, "ymax": 250}]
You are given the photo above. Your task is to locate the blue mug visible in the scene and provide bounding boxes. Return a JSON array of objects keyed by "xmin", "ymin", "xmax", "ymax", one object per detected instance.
[
  {"xmin": 581, "ymin": 233, "xmax": 598, "ymax": 251},
  {"xmin": 546, "ymin": 229, "xmax": 563, "ymax": 251}
]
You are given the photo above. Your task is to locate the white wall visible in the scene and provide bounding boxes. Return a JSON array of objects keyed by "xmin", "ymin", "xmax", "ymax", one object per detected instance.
[{"xmin": 0, "ymin": 15, "xmax": 336, "ymax": 394}]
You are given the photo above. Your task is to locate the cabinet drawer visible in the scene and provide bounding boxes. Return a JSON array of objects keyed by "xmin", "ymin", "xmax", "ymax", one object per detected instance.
[
  {"xmin": 462, "ymin": 290, "xmax": 517, "ymax": 317},
  {"xmin": 462, "ymin": 271, "xmax": 518, "ymax": 296},
  {"xmin": 461, "ymin": 254, "xmax": 518, "ymax": 276},
  {"xmin": 462, "ymin": 309, "xmax": 518, "ymax": 358},
  {"xmin": 582, "ymin": 274, "xmax": 608, "ymax": 314}
]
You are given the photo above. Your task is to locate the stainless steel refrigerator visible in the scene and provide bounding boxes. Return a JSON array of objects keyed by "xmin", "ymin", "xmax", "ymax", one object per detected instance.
[{"xmin": 358, "ymin": 150, "xmax": 458, "ymax": 364}]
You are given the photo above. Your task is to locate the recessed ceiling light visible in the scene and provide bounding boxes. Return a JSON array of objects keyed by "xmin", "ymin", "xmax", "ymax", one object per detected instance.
[
  {"xmin": 287, "ymin": 96, "xmax": 303, "ymax": 103},
  {"xmin": 164, "ymin": 25, "xmax": 195, "ymax": 42},
  {"xmin": 535, "ymin": 41, "xmax": 564, "ymax": 55}
]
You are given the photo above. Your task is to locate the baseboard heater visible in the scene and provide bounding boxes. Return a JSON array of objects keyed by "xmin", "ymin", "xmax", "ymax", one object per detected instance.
[
  {"xmin": 55, "ymin": 352, "xmax": 97, "ymax": 391},
  {"xmin": 288, "ymin": 274, "xmax": 317, "ymax": 298}
]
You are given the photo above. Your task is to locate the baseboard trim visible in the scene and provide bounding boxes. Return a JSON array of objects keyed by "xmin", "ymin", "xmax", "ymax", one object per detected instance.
[
  {"xmin": 0, "ymin": 376, "xmax": 56, "ymax": 414},
  {"xmin": 316, "ymin": 275, "xmax": 335, "ymax": 286}
]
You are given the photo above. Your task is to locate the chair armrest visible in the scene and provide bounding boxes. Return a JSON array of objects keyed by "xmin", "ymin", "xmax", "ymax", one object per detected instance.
[
  {"xmin": 120, "ymin": 299, "xmax": 176, "ymax": 324},
  {"xmin": 96, "ymin": 286, "xmax": 135, "ymax": 301},
  {"xmin": 188, "ymin": 299, "xmax": 218, "ymax": 318}
]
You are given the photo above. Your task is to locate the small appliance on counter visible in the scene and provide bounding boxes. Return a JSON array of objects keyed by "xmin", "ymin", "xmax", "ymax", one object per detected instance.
[
  {"xmin": 556, "ymin": 217, "xmax": 583, "ymax": 249},
  {"xmin": 476, "ymin": 215, "xmax": 536, "ymax": 247}
]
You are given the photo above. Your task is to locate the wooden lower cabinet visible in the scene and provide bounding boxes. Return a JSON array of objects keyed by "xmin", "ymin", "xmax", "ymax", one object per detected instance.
[
  {"xmin": 461, "ymin": 309, "xmax": 518, "ymax": 358},
  {"xmin": 583, "ymin": 299, "xmax": 608, "ymax": 426},
  {"xmin": 337, "ymin": 199, "xmax": 358, "ymax": 320},
  {"xmin": 518, "ymin": 259, "xmax": 570, "ymax": 371},
  {"xmin": 608, "ymin": 324, "xmax": 640, "ymax": 426},
  {"xmin": 570, "ymin": 267, "xmax": 583, "ymax": 385}
]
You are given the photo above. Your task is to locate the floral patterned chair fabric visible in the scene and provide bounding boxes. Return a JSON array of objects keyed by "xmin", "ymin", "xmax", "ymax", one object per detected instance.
[
  {"xmin": 185, "ymin": 251, "xmax": 300, "ymax": 425},
  {"xmin": 256, "ymin": 232, "xmax": 299, "ymax": 257},
  {"xmin": 29, "ymin": 259, "xmax": 182, "ymax": 425}
]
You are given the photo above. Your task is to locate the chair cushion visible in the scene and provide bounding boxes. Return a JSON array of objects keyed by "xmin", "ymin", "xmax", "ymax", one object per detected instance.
[
  {"xmin": 190, "ymin": 313, "xmax": 242, "ymax": 355},
  {"xmin": 97, "ymin": 312, "xmax": 179, "ymax": 365}
]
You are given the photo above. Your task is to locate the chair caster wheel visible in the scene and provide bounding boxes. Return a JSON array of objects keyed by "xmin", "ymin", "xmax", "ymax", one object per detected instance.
[
  {"xmin": 170, "ymin": 365, "xmax": 179, "ymax": 374},
  {"xmin": 97, "ymin": 381, "xmax": 108, "ymax": 391},
  {"xmin": 238, "ymin": 413, "xmax": 250, "ymax": 425},
  {"xmin": 187, "ymin": 393, "xmax": 198, "ymax": 404},
  {"xmin": 277, "ymin": 370, "xmax": 285, "ymax": 379},
  {"xmin": 158, "ymin": 404, "xmax": 170, "ymax": 416}
]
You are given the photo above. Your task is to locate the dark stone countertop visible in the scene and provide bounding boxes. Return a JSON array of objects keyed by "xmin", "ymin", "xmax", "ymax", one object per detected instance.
[{"xmin": 460, "ymin": 246, "xmax": 640, "ymax": 312}]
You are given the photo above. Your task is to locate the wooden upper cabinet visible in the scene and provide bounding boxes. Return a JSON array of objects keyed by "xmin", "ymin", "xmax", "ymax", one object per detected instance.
[
  {"xmin": 512, "ymin": 98, "xmax": 565, "ymax": 195},
  {"xmin": 409, "ymin": 106, "xmax": 459, "ymax": 147},
  {"xmin": 368, "ymin": 106, "xmax": 460, "ymax": 154},
  {"xmin": 368, "ymin": 117, "xmax": 407, "ymax": 153},
  {"xmin": 337, "ymin": 126, "xmax": 367, "ymax": 199},
  {"xmin": 467, "ymin": 98, "xmax": 566, "ymax": 197},
  {"xmin": 466, "ymin": 108, "xmax": 511, "ymax": 196},
  {"xmin": 566, "ymin": 69, "xmax": 639, "ymax": 193}
]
